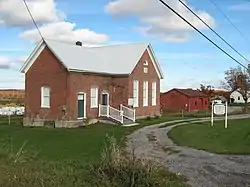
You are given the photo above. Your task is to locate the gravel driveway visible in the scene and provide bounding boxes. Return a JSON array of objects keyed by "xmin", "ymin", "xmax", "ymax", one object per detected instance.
[{"xmin": 126, "ymin": 114, "xmax": 250, "ymax": 187}]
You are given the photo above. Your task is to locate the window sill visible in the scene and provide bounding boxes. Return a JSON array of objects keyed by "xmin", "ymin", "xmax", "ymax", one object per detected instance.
[
  {"xmin": 77, "ymin": 117, "xmax": 87, "ymax": 120},
  {"xmin": 90, "ymin": 106, "xmax": 98, "ymax": 109},
  {"xmin": 41, "ymin": 106, "xmax": 50, "ymax": 109}
]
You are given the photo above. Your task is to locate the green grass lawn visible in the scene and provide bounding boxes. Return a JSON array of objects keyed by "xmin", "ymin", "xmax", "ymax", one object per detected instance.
[
  {"xmin": 168, "ymin": 118, "xmax": 250, "ymax": 155},
  {"xmin": 0, "ymin": 120, "xmax": 139, "ymax": 163},
  {"xmin": 0, "ymin": 115, "xmax": 189, "ymax": 187},
  {"xmin": 137, "ymin": 116, "xmax": 191, "ymax": 125},
  {"xmin": 0, "ymin": 115, "xmax": 187, "ymax": 162}
]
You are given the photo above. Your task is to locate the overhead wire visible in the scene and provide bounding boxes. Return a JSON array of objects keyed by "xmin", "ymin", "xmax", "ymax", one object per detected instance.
[
  {"xmin": 22, "ymin": 0, "xmax": 44, "ymax": 41},
  {"xmin": 177, "ymin": 0, "xmax": 250, "ymax": 64},
  {"xmin": 158, "ymin": 0, "xmax": 249, "ymax": 71},
  {"xmin": 208, "ymin": 0, "xmax": 250, "ymax": 45}
]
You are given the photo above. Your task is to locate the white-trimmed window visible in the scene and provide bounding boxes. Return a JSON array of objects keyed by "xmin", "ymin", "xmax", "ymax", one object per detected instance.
[
  {"xmin": 144, "ymin": 67, "xmax": 148, "ymax": 73},
  {"xmin": 143, "ymin": 81, "xmax": 148, "ymax": 106},
  {"xmin": 143, "ymin": 60, "xmax": 148, "ymax": 66},
  {"xmin": 133, "ymin": 80, "xmax": 139, "ymax": 107},
  {"xmin": 90, "ymin": 87, "xmax": 98, "ymax": 108},
  {"xmin": 41, "ymin": 86, "xmax": 50, "ymax": 108},
  {"xmin": 152, "ymin": 81, "xmax": 156, "ymax": 106}
]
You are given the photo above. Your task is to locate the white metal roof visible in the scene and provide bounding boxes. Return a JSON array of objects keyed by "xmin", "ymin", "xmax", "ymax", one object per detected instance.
[{"xmin": 20, "ymin": 39, "xmax": 164, "ymax": 78}]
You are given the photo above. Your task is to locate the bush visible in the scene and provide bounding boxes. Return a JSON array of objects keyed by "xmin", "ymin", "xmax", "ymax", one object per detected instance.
[{"xmin": 87, "ymin": 135, "xmax": 187, "ymax": 187}]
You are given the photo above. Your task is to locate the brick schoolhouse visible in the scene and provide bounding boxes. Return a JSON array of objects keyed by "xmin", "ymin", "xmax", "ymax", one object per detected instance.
[{"xmin": 20, "ymin": 39, "xmax": 164, "ymax": 126}]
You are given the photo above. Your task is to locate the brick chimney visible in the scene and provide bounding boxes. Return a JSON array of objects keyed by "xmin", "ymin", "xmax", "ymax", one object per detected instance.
[{"xmin": 76, "ymin": 41, "xmax": 82, "ymax": 46}]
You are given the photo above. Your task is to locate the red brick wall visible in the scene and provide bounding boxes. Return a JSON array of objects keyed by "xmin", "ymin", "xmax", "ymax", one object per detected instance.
[
  {"xmin": 128, "ymin": 49, "xmax": 161, "ymax": 117},
  {"xmin": 67, "ymin": 73, "xmax": 129, "ymax": 119},
  {"xmin": 25, "ymin": 47, "xmax": 68, "ymax": 120},
  {"xmin": 25, "ymin": 46, "xmax": 162, "ymax": 120}
]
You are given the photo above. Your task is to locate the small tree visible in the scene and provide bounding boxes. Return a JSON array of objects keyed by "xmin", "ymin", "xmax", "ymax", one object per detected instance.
[{"xmin": 221, "ymin": 65, "xmax": 250, "ymax": 112}]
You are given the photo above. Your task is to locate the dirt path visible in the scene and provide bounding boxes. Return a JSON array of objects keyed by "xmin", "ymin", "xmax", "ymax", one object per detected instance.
[{"xmin": 126, "ymin": 115, "xmax": 250, "ymax": 187}]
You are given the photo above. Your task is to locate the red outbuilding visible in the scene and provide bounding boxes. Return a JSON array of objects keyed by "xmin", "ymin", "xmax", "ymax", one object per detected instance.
[{"xmin": 160, "ymin": 88, "xmax": 209, "ymax": 112}]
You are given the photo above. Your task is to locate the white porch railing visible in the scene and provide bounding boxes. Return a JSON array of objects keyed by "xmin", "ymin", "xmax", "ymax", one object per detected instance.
[
  {"xmin": 99, "ymin": 104, "xmax": 124, "ymax": 124},
  {"xmin": 109, "ymin": 106, "xmax": 123, "ymax": 124},
  {"xmin": 120, "ymin": 104, "xmax": 135, "ymax": 122},
  {"xmin": 99, "ymin": 104, "xmax": 108, "ymax": 117}
]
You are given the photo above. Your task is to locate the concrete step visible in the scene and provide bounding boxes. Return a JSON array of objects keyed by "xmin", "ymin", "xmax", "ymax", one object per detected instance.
[{"xmin": 99, "ymin": 116, "xmax": 138, "ymax": 126}]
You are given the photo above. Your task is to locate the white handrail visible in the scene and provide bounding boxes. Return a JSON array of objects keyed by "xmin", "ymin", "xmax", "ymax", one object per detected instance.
[
  {"xmin": 109, "ymin": 105, "xmax": 123, "ymax": 123},
  {"xmin": 99, "ymin": 104, "xmax": 135, "ymax": 124},
  {"xmin": 120, "ymin": 104, "xmax": 135, "ymax": 122},
  {"xmin": 99, "ymin": 104, "xmax": 108, "ymax": 117}
]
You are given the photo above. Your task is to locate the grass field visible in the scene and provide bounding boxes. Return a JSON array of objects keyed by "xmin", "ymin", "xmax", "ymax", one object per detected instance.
[
  {"xmin": 168, "ymin": 118, "xmax": 250, "ymax": 155},
  {"xmin": 0, "ymin": 115, "xmax": 189, "ymax": 162},
  {"xmin": 0, "ymin": 115, "xmax": 188, "ymax": 187}
]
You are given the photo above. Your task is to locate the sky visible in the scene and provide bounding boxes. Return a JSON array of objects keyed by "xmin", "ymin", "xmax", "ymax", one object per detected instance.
[{"xmin": 0, "ymin": 0, "xmax": 249, "ymax": 92}]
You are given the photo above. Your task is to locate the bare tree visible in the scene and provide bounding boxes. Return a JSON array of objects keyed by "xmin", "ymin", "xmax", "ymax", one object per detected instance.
[
  {"xmin": 221, "ymin": 65, "xmax": 250, "ymax": 112},
  {"xmin": 198, "ymin": 84, "xmax": 215, "ymax": 100}
]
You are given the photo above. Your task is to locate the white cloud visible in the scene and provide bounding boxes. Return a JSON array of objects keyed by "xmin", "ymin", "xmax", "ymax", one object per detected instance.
[
  {"xmin": 0, "ymin": 56, "xmax": 11, "ymax": 69},
  {"xmin": 0, "ymin": 0, "xmax": 65, "ymax": 27},
  {"xmin": 105, "ymin": 0, "xmax": 215, "ymax": 42},
  {"xmin": 19, "ymin": 21, "xmax": 109, "ymax": 44},
  {"xmin": 0, "ymin": 55, "xmax": 27, "ymax": 70},
  {"xmin": 0, "ymin": 0, "xmax": 109, "ymax": 45}
]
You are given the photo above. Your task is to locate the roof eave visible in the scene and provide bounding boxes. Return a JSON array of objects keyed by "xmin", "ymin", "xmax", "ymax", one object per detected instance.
[
  {"xmin": 19, "ymin": 39, "xmax": 45, "ymax": 73},
  {"xmin": 68, "ymin": 68, "xmax": 129, "ymax": 76},
  {"xmin": 147, "ymin": 44, "xmax": 164, "ymax": 79}
]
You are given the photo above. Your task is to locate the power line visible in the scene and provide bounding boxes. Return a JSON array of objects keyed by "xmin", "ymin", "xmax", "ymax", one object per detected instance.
[
  {"xmin": 208, "ymin": 0, "xmax": 250, "ymax": 45},
  {"xmin": 22, "ymin": 0, "xmax": 44, "ymax": 40},
  {"xmin": 177, "ymin": 0, "xmax": 250, "ymax": 64},
  {"xmin": 158, "ymin": 0, "xmax": 249, "ymax": 71}
]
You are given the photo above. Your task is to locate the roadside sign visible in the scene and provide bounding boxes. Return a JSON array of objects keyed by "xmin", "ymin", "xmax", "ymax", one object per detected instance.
[
  {"xmin": 213, "ymin": 103, "xmax": 226, "ymax": 115},
  {"xmin": 211, "ymin": 101, "xmax": 228, "ymax": 128}
]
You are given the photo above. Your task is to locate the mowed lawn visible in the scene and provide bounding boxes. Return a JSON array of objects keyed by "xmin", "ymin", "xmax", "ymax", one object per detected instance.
[
  {"xmin": 0, "ymin": 115, "xmax": 186, "ymax": 163},
  {"xmin": 0, "ymin": 116, "xmax": 190, "ymax": 187},
  {"xmin": 0, "ymin": 120, "xmax": 137, "ymax": 163},
  {"xmin": 168, "ymin": 118, "xmax": 250, "ymax": 155}
]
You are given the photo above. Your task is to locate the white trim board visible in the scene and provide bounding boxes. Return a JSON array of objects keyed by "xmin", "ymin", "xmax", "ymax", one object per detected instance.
[
  {"xmin": 20, "ymin": 40, "xmax": 45, "ymax": 73},
  {"xmin": 147, "ymin": 44, "xmax": 164, "ymax": 79},
  {"xmin": 77, "ymin": 92, "xmax": 87, "ymax": 119}
]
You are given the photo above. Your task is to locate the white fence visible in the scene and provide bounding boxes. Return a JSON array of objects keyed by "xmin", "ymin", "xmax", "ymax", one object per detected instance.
[{"xmin": 0, "ymin": 106, "xmax": 24, "ymax": 116}]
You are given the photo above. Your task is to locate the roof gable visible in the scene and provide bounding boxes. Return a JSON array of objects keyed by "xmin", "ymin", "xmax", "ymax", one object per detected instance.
[
  {"xmin": 162, "ymin": 88, "xmax": 208, "ymax": 98},
  {"xmin": 20, "ymin": 39, "xmax": 164, "ymax": 78},
  {"xmin": 175, "ymin": 89, "xmax": 208, "ymax": 98}
]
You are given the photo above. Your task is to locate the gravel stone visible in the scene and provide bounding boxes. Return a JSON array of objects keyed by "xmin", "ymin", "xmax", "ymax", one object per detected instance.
[{"xmin": 126, "ymin": 114, "xmax": 250, "ymax": 187}]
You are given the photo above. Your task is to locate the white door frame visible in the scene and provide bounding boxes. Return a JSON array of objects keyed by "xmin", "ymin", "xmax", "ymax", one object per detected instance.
[
  {"xmin": 101, "ymin": 91, "xmax": 109, "ymax": 106},
  {"xmin": 77, "ymin": 92, "xmax": 86, "ymax": 119}
]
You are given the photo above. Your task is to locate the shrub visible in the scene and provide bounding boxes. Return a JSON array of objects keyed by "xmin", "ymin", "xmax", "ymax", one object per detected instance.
[{"xmin": 87, "ymin": 135, "xmax": 187, "ymax": 187}]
